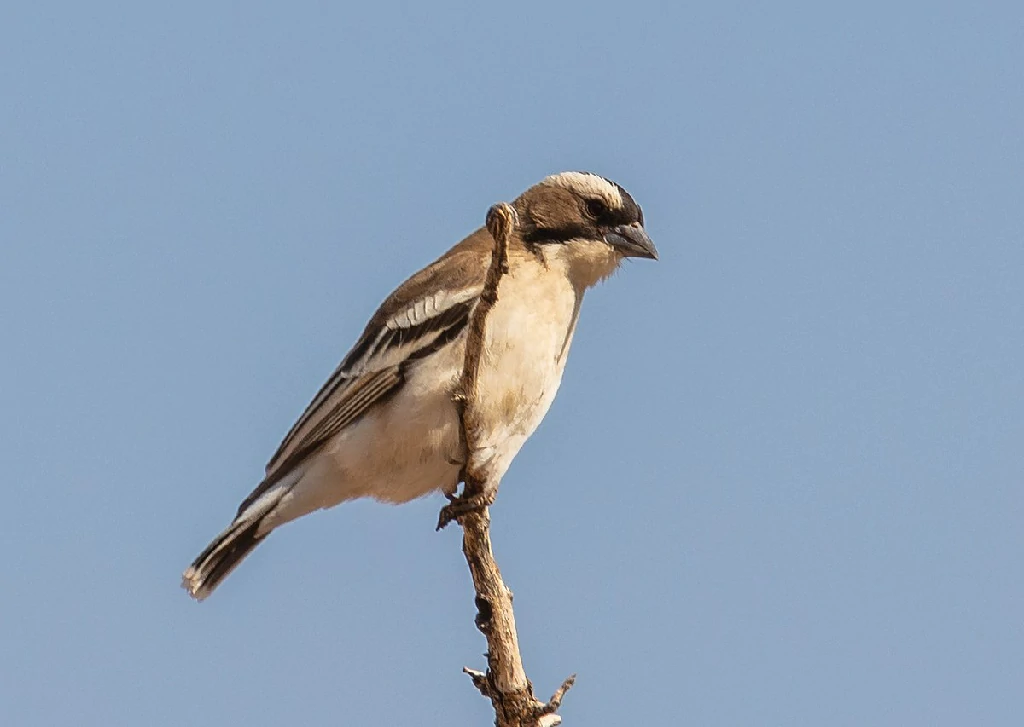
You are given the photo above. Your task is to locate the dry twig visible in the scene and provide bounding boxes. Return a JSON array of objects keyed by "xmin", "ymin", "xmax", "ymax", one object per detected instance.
[{"xmin": 442, "ymin": 203, "xmax": 575, "ymax": 726}]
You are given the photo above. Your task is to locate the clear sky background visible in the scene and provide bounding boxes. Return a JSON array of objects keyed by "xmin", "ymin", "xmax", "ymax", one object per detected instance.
[{"xmin": 2, "ymin": 3, "xmax": 1021, "ymax": 725}]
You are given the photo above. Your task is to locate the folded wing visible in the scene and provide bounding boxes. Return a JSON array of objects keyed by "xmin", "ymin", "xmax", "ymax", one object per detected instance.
[{"xmin": 234, "ymin": 254, "xmax": 487, "ymax": 518}]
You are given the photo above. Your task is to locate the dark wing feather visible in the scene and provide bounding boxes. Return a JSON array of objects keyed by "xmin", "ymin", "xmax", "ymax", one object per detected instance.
[
  {"xmin": 236, "ymin": 231, "xmax": 495, "ymax": 517},
  {"xmin": 262, "ymin": 295, "xmax": 477, "ymax": 474},
  {"xmin": 265, "ymin": 367, "xmax": 404, "ymax": 483}
]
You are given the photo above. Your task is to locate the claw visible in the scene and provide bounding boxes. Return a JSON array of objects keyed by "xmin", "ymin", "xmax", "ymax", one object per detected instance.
[{"xmin": 436, "ymin": 490, "xmax": 496, "ymax": 530}]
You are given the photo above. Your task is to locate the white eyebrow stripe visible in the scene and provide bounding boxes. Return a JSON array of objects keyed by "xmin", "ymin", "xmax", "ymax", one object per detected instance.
[{"xmin": 542, "ymin": 171, "xmax": 623, "ymax": 209}]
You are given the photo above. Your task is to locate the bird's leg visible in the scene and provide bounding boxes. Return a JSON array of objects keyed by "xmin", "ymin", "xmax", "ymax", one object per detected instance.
[{"xmin": 436, "ymin": 487, "xmax": 496, "ymax": 531}]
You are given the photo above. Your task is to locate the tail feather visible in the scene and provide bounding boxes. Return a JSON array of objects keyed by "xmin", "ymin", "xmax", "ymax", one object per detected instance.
[{"xmin": 182, "ymin": 484, "xmax": 288, "ymax": 601}]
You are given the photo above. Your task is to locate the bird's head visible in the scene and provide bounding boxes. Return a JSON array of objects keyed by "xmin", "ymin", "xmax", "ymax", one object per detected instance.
[{"xmin": 513, "ymin": 171, "xmax": 657, "ymax": 287}]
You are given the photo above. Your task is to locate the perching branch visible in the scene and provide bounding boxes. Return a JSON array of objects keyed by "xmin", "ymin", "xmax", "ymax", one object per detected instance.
[{"xmin": 440, "ymin": 203, "xmax": 575, "ymax": 726}]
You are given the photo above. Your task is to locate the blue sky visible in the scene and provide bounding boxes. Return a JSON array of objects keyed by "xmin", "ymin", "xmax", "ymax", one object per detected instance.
[{"xmin": 2, "ymin": 2, "xmax": 1021, "ymax": 725}]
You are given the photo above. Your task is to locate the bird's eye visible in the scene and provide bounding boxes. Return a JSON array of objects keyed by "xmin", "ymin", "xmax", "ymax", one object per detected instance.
[{"xmin": 585, "ymin": 199, "xmax": 607, "ymax": 218}]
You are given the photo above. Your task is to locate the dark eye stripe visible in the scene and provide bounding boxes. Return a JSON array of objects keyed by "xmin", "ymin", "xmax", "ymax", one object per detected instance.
[{"xmin": 522, "ymin": 223, "xmax": 593, "ymax": 245}]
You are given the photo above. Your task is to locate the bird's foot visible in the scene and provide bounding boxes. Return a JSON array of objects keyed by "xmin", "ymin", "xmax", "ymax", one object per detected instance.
[{"xmin": 436, "ymin": 489, "xmax": 496, "ymax": 531}]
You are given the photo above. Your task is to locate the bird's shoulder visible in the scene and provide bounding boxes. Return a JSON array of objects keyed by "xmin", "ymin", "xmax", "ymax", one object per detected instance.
[{"xmin": 363, "ymin": 227, "xmax": 494, "ymax": 332}]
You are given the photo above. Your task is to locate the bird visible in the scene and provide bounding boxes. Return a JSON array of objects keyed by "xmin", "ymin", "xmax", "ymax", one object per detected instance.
[{"xmin": 182, "ymin": 171, "xmax": 657, "ymax": 601}]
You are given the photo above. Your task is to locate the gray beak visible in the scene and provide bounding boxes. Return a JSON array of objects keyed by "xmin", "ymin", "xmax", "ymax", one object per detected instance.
[{"xmin": 604, "ymin": 223, "xmax": 659, "ymax": 260}]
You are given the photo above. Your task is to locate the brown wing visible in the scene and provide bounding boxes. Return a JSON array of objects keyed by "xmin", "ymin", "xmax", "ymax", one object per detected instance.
[{"xmin": 235, "ymin": 229, "xmax": 494, "ymax": 517}]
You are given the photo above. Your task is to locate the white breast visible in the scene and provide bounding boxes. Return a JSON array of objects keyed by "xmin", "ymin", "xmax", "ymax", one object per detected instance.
[{"xmin": 469, "ymin": 251, "xmax": 582, "ymax": 484}]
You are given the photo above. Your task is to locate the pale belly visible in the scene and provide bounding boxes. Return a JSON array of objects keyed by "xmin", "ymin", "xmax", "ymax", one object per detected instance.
[{"xmin": 468, "ymin": 260, "xmax": 581, "ymax": 484}]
